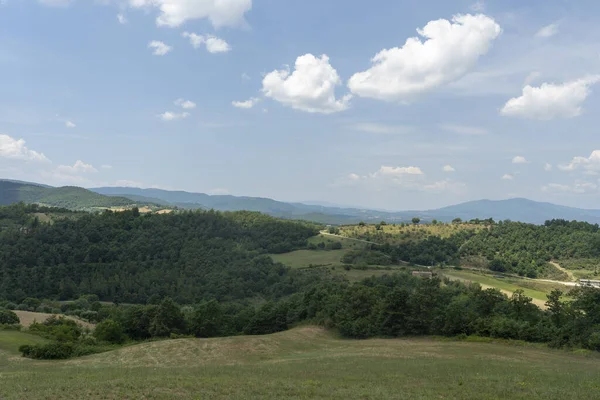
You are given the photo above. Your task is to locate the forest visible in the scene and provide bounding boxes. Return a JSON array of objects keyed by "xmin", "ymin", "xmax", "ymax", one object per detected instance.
[
  {"xmin": 1, "ymin": 204, "xmax": 600, "ymax": 359},
  {"xmin": 352, "ymin": 219, "xmax": 600, "ymax": 277}
]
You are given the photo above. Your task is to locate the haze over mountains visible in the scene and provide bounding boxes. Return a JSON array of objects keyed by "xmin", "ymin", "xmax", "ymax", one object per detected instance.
[{"xmin": 2, "ymin": 179, "xmax": 600, "ymax": 225}]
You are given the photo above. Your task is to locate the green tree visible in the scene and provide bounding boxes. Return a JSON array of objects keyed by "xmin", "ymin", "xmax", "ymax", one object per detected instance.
[
  {"xmin": 0, "ymin": 309, "xmax": 19, "ymax": 324},
  {"xmin": 412, "ymin": 217, "xmax": 421, "ymax": 225},
  {"xmin": 150, "ymin": 297, "xmax": 185, "ymax": 337},
  {"xmin": 94, "ymin": 319, "xmax": 126, "ymax": 344}
]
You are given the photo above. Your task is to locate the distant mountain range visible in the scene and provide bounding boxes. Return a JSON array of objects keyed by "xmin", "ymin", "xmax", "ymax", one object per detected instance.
[{"xmin": 2, "ymin": 179, "xmax": 600, "ymax": 225}]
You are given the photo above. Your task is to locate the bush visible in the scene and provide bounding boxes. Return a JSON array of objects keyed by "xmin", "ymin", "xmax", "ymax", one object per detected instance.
[
  {"xmin": 94, "ymin": 319, "xmax": 126, "ymax": 344},
  {"xmin": 0, "ymin": 309, "xmax": 19, "ymax": 324},
  {"xmin": 20, "ymin": 342, "xmax": 74, "ymax": 359}
]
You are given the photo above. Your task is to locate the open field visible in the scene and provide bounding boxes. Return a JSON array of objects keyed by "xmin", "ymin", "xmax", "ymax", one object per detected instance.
[
  {"xmin": 338, "ymin": 223, "xmax": 485, "ymax": 244},
  {"xmin": 13, "ymin": 311, "xmax": 95, "ymax": 329},
  {"xmin": 439, "ymin": 269, "xmax": 573, "ymax": 308},
  {"xmin": 1, "ymin": 327, "xmax": 599, "ymax": 399},
  {"xmin": 271, "ymin": 249, "xmax": 348, "ymax": 269}
]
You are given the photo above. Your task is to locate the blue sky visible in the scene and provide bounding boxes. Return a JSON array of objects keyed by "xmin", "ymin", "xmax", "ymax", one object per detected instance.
[{"xmin": 1, "ymin": 0, "xmax": 600, "ymax": 210}]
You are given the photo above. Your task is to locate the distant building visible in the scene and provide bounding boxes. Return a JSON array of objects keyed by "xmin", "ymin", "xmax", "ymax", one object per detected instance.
[
  {"xmin": 412, "ymin": 271, "xmax": 433, "ymax": 279},
  {"xmin": 579, "ymin": 279, "xmax": 600, "ymax": 288}
]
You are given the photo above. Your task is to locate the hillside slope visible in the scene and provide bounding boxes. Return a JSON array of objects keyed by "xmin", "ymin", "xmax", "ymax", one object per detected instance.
[
  {"xmin": 0, "ymin": 181, "xmax": 144, "ymax": 210},
  {"xmin": 1, "ymin": 327, "xmax": 599, "ymax": 399}
]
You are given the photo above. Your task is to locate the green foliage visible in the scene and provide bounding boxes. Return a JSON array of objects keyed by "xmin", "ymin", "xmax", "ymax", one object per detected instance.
[
  {"xmin": 0, "ymin": 309, "xmax": 19, "ymax": 325},
  {"xmin": 19, "ymin": 342, "xmax": 74, "ymax": 360},
  {"xmin": 412, "ymin": 217, "xmax": 421, "ymax": 225},
  {"xmin": 0, "ymin": 205, "xmax": 318, "ymax": 303},
  {"xmin": 94, "ymin": 320, "xmax": 125, "ymax": 344}
]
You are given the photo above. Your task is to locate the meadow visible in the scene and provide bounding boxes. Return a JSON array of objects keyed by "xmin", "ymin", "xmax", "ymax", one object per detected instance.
[{"xmin": 1, "ymin": 327, "xmax": 599, "ymax": 399}]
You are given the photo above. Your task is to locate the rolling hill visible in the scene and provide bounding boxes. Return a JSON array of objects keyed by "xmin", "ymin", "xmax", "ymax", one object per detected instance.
[
  {"xmin": 0, "ymin": 181, "xmax": 142, "ymax": 210},
  {"xmin": 3, "ymin": 179, "xmax": 600, "ymax": 224}
]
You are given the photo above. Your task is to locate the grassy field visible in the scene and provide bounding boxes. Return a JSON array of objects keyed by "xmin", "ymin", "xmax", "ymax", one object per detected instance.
[
  {"xmin": 1, "ymin": 327, "xmax": 599, "ymax": 399},
  {"xmin": 14, "ymin": 311, "xmax": 95, "ymax": 329},
  {"xmin": 271, "ymin": 249, "xmax": 348, "ymax": 269},
  {"xmin": 338, "ymin": 223, "xmax": 485, "ymax": 244},
  {"xmin": 440, "ymin": 269, "xmax": 572, "ymax": 308}
]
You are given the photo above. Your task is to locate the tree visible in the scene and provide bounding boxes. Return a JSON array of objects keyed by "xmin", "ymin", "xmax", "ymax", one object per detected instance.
[
  {"xmin": 412, "ymin": 218, "xmax": 421, "ymax": 225},
  {"xmin": 0, "ymin": 309, "xmax": 19, "ymax": 324},
  {"xmin": 545, "ymin": 289, "xmax": 564, "ymax": 327},
  {"xmin": 452, "ymin": 218, "xmax": 462, "ymax": 224},
  {"xmin": 190, "ymin": 300, "xmax": 223, "ymax": 338},
  {"xmin": 150, "ymin": 297, "xmax": 185, "ymax": 337},
  {"xmin": 94, "ymin": 319, "xmax": 126, "ymax": 344}
]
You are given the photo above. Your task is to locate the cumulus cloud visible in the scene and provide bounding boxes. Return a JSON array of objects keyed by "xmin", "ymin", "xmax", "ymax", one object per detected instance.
[
  {"xmin": 442, "ymin": 165, "xmax": 455, "ymax": 172},
  {"xmin": 347, "ymin": 14, "xmax": 501, "ymax": 102},
  {"xmin": 129, "ymin": 0, "xmax": 252, "ymax": 28},
  {"xmin": 340, "ymin": 165, "xmax": 465, "ymax": 193},
  {"xmin": 158, "ymin": 111, "xmax": 190, "ymax": 121},
  {"xmin": 501, "ymin": 76, "xmax": 600, "ymax": 120},
  {"xmin": 542, "ymin": 181, "xmax": 598, "ymax": 194},
  {"xmin": 262, "ymin": 54, "xmax": 351, "ymax": 114},
  {"xmin": 65, "ymin": 120, "xmax": 76, "ymax": 128},
  {"xmin": 512, "ymin": 156, "xmax": 528, "ymax": 164},
  {"xmin": 232, "ymin": 97, "xmax": 260, "ymax": 109},
  {"xmin": 182, "ymin": 32, "xmax": 231, "ymax": 53},
  {"xmin": 501, "ymin": 174, "xmax": 514, "ymax": 180},
  {"xmin": 535, "ymin": 23, "xmax": 559, "ymax": 38},
  {"xmin": 148, "ymin": 41, "xmax": 172, "ymax": 56},
  {"xmin": 545, "ymin": 163, "xmax": 553, "ymax": 171},
  {"xmin": 470, "ymin": 1, "xmax": 485, "ymax": 12},
  {"xmin": 56, "ymin": 160, "xmax": 98, "ymax": 175},
  {"xmin": 117, "ymin": 13, "xmax": 128, "ymax": 24},
  {"xmin": 439, "ymin": 124, "xmax": 488, "ymax": 135},
  {"xmin": 0, "ymin": 134, "xmax": 49, "ymax": 162},
  {"xmin": 174, "ymin": 98, "xmax": 196, "ymax": 109},
  {"xmin": 558, "ymin": 150, "xmax": 600, "ymax": 173}
]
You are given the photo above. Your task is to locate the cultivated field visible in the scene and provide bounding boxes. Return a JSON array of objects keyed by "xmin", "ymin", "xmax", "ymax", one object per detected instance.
[
  {"xmin": 337, "ymin": 223, "xmax": 485, "ymax": 244},
  {"xmin": 13, "ymin": 311, "xmax": 95, "ymax": 329},
  {"xmin": 1, "ymin": 327, "xmax": 599, "ymax": 399}
]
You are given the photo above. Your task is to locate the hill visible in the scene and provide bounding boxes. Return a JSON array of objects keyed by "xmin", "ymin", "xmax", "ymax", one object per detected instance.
[
  {"xmin": 429, "ymin": 198, "xmax": 600, "ymax": 225},
  {"xmin": 0, "ymin": 181, "xmax": 140, "ymax": 210},
  {"xmin": 1, "ymin": 326, "xmax": 599, "ymax": 399},
  {"xmin": 92, "ymin": 186, "xmax": 600, "ymax": 225}
]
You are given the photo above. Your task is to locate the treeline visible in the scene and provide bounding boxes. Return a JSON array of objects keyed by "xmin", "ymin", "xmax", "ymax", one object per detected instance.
[
  {"xmin": 5, "ymin": 273, "xmax": 600, "ymax": 359},
  {"xmin": 372, "ymin": 219, "xmax": 600, "ymax": 277},
  {"xmin": 0, "ymin": 204, "xmax": 319, "ymax": 303}
]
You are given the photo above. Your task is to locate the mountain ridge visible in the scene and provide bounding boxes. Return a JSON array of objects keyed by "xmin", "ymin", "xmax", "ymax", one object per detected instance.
[{"xmin": 2, "ymin": 179, "xmax": 600, "ymax": 224}]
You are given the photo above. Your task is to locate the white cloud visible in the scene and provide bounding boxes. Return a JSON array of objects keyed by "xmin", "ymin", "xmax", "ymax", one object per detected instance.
[
  {"xmin": 542, "ymin": 181, "xmax": 598, "ymax": 194},
  {"xmin": 442, "ymin": 165, "xmax": 455, "ymax": 172},
  {"xmin": 470, "ymin": 1, "xmax": 485, "ymax": 12},
  {"xmin": 512, "ymin": 156, "xmax": 528, "ymax": 164},
  {"xmin": 439, "ymin": 124, "xmax": 488, "ymax": 135},
  {"xmin": 158, "ymin": 111, "xmax": 190, "ymax": 121},
  {"xmin": 501, "ymin": 76, "xmax": 600, "ymax": 120},
  {"xmin": 544, "ymin": 163, "xmax": 553, "ymax": 172},
  {"xmin": 501, "ymin": 174, "xmax": 514, "ymax": 180},
  {"xmin": 558, "ymin": 150, "xmax": 600, "ymax": 173},
  {"xmin": 0, "ymin": 134, "xmax": 49, "ymax": 162},
  {"xmin": 148, "ymin": 41, "xmax": 172, "ymax": 56},
  {"xmin": 65, "ymin": 120, "xmax": 76, "ymax": 128},
  {"xmin": 232, "ymin": 97, "xmax": 260, "ymax": 109},
  {"xmin": 56, "ymin": 160, "xmax": 98, "ymax": 175},
  {"xmin": 347, "ymin": 14, "xmax": 501, "ymax": 102},
  {"xmin": 117, "ymin": 13, "xmax": 128, "ymax": 24},
  {"xmin": 262, "ymin": 54, "xmax": 351, "ymax": 114},
  {"xmin": 174, "ymin": 98, "xmax": 196, "ymax": 109},
  {"xmin": 241, "ymin": 72, "xmax": 250, "ymax": 81},
  {"xmin": 129, "ymin": 0, "xmax": 252, "ymax": 28},
  {"xmin": 38, "ymin": 0, "xmax": 72, "ymax": 6},
  {"xmin": 101, "ymin": 164, "xmax": 113, "ymax": 170},
  {"xmin": 524, "ymin": 71, "xmax": 541, "ymax": 86},
  {"xmin": 352, "ymin": 123, "xmax": 410, "ymax": 134},
  {"xmin": 182, "ymin": 32, "xmax": 231, "ymax": 53},
  {"xmin": 535, "ymin": 23, "xmax": 559, "ymax": 38},
  {"xmin": 373, "ymin": 166, "xmax": 424, "ymax": 177}
]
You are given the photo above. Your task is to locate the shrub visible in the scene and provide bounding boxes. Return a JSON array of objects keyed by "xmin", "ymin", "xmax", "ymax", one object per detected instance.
[
  {"xmin": 94, "ymin": 319, "xmax": 126, "ymax": 344},
  {"xmin": 20, "ymin": 342, "xmax": 74, "ymax": 359},
  {"xmin": 0, "ymin": 309, "xmax": 19, "ymax": 324}
]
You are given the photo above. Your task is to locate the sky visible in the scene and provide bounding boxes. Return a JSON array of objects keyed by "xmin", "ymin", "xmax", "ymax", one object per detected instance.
[{"xmin": 1, "ymin": 0, "xmax": 600, "ymax": 210}]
